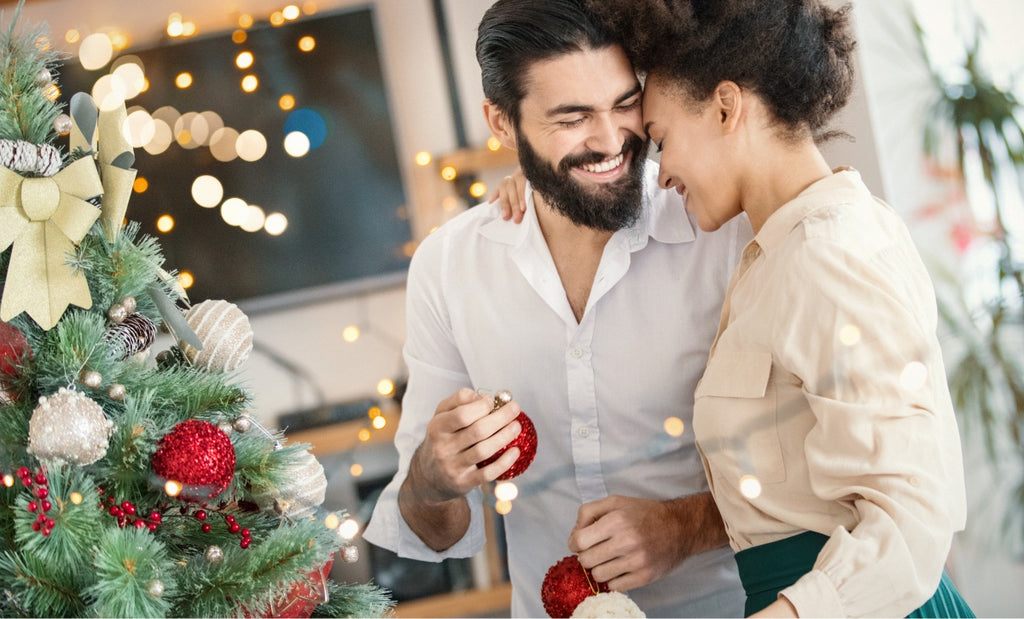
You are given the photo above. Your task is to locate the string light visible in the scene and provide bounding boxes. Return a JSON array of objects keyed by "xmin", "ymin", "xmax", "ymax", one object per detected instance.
[
  {"xmin": 900, "ymin": 361, "xmax": 928, "ymax": 391},
  {"xmin": 65, "ymin": 29, "xmax": 80, "ymax": 44},
  {"xmin": 2, "ymin": 474, "xmax": 13, "ymax": 487},
  {"xmin": 357, "ymin": 428, "xmax": 372, "ymax": 442},
  {"xmin": 342, "ymin": 325, "xmax": 361, "ymax": 343},
  {"xmin": 440, "ymin": 165, "xmax": 457, "ymax": 181},
  {"xmin": 175, "ymin": 72, "xmax": 193, "ymax": 89},
  {"xmin": 349, "ymin": 463, "xmax": 363, "ymax": 477},
  {"xmin": 495, "ymin": 499, "xmax": 512, "ymax": 515},
  {"xmin": 279, "ymin": 94, "xmax": 296, "ymax": 110},
  {"xmin": 164, "ymin": 480, "xmax": 182, "ymax": 497},
  {"xmin": 235, "ymin": 51, "xmax": 254, "ymax": 69},
  {"xmin": 70, "ymin": 492, "xmax": 83, "ymax": 505},
  {"xmin": 376, "ymin": 379, "xmax": 395, "ymax": 397},
  {"xmin": 238, "ymin": 14, "xmax": 254, "ymax": 28},
  {"xmin": 367, "ymin": 406, "xmax": 382, "ymax": 419},
  {"xmin": 282, "ymin": 4, "xmax": 301, "ymax": 20},
  {"xmin": 232, "ymin": 30, "xmax": 247, "ymax": 44},
  {"xmin": 177, "ymin": 271, "xmax": 195, "ymax": 290},
  {"xmin": 324, "ymin": 512, "xmax": 341, "ymax": 529},
  {"xmin": 156, "ymin": 215, "xmax": 175, "ymax": 233},
  {"xmin": 133, "ymin": 177, "xmax": 149, "ymax": 193},
  {"xmin": 469, "ymin": 182, "xmax": 487, "ymax": 198},
  {"xmin": 414, "ymin": 151, "xmax": 432, "ymax": 166},
  {"xmin": 298, "ymin": 36, "xmax": 316, "ymax": 52},
  {"xmin": 264, "ymin": 212, "xmax": 289, "ymax": 236},
  {"xmin": 487, "ymin": 136, "xmax": 502, "ymax": 151},
  {"xmin": 240, "ymin": 74, "xmax": 259, "ymax": 93},
  {"xmin": 371, "ymin": 416, "xmax": 387, "ymax": 430},
  {"xmin": 338, "ymin": 518, "xmax": 359, "ymax": 540}
]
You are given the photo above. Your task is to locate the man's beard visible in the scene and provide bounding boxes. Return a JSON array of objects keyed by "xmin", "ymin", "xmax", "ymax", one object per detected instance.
[{"xmin": 516, "ymin": 129, "xmax": 648, "ymax": 232}]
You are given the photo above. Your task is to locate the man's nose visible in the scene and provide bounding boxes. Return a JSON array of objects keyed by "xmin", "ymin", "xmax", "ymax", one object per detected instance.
[{"xmin": 586, "ymin": 113, "xmax": 625, "ymax": 157}]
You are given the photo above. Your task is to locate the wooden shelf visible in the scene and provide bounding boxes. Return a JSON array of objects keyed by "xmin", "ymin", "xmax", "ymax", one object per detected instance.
[{"xmin": 394, "ymin": 582, "xmax": 511, "ymax": 618}]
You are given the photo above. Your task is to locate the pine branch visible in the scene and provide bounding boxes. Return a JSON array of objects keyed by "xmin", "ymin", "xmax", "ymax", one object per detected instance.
[
  {"xmin": 0, "ymin": 1, "xmax": 64, "ymax": 147},
  {"xmin": 312, "ymin": 581, "xmax": 395, "ymax": 618},
  {"xmin": 85, "ymin": 527, "xmax": 176, "ymax": 618}
]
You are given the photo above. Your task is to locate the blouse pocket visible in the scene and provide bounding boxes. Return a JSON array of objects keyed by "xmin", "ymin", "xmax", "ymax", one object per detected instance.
[{"xmin": 695, "ymin": 350, "xmax": 786, "ymax": 483}]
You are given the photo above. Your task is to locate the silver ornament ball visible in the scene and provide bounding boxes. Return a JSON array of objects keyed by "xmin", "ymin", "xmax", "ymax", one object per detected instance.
[
  {"xmin": 81, "ymin": 370, "xmax": 103, "ymax": 389},
  {"xmin": 107, "ymin": 303, "xmax": 128, "ymax": 323},
  {"xmin": 217, "ymin": 420, "xmax": 234, "ymax": 435},
  {"xmin": 106, "ymin": 383, "xmax": 126, "ymax": 401},
  {"xmin": 205, "ymin": 545, "xmax": 224, "ymax": 563},
  {"xmin": 232, "ymin": 414, "xmax": 252, "ymax": 433},
  {"xmin": 121, "ymin": 296, "xmax": 137, "ymax": 314},
  {"xmin": 27, "ymin": 387, "xmax": 114, "ymax": 465},
  {"xmin": 35, "ymin": 67, "xmax": 53, "ymax": 86},
  {"xmin": 494, "ymin": 389, "xmax": 513, "ymax": 408},
  {"xmin": 53, "ymin": 113, "xmax": 72, "ymax": 136},
  {"xmin": 147, "ymin": 579, "xmax": 165, "ymax": 598}
]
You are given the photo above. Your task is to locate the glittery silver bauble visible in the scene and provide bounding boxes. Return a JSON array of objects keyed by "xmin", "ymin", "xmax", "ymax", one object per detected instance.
[
  {"xmin": 53, "ymin": 113, "xmax": 72, "ymax": 136},
  {"xmin": 494, "ymin": 389, "xmax": 513, "ymax": 407},
  {"xmin": 340, "ymin": 545, "xmax": 359, "ymax": 564},
  {"xmin": 28, "ymin": 387, "xmax": 114, "ymax": 465},
  {"xmin": 121, "ymin": 296, "xmax": 137, "ymax": 314},
  {"xmin": 255, "ymin": 449, "xmax": 326, "ymax": 520},
  {"xmin": 217, "ymin": 420, "xmax": 234, "ymax": 435},
  {"xmin": 80, "ymin": 370, "xmax": 103, "ymax": 389},
  {"xmin": 106, "ymin": 383, "xmax": 126, "ymax": 401},
  {"xmin": 232, "ymin": 414, "xmax": 252, "ymax": 433},
  {"xmin": 180, "ymin": 300, "xmax": 253, "ymax": 372},
  {"xmin": 147, "ymin": 579, "xmax": 165, "ymax": 598},
  {"xmin": 107, "ymin": 303, "xmax": 128, "ymax": 323},
  {"xmin": 205, "ymin": 545, "xmax": 224, "ymax": 563}
]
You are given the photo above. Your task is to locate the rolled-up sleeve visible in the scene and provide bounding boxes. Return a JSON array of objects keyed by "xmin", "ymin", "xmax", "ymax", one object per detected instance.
[{"xmin": 362, "ymin": 231, "xmax": 487, "ymax": 561}]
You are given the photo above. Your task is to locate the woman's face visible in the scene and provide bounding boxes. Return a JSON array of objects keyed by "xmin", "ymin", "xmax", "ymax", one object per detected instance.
[{"xmin": 642, "ymin": 74, "xmax": 742, "ymax": 232}]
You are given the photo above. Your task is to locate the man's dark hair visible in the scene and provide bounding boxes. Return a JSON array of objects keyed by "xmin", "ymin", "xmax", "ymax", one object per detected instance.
[{"xmin": 476, "ymin": 0, "xmax": 617, "ymax": 127}]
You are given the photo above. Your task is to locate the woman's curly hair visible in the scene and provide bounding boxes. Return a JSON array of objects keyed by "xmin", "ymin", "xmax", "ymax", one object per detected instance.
[{"xmin": 588, "ymin": 0, "xmax": 856, "ymax": 137}]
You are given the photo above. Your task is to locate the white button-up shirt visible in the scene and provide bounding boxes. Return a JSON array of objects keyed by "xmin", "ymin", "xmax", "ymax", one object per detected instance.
[
  {"xmin": 364, "ymin": 162, "xmax": 750, "ymax": 617},
  {"xmin": 694, "ymin": 170, "xmax": 967, "ymax": 617}
]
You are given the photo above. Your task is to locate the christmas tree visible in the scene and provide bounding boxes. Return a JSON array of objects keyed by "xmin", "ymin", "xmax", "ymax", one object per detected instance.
[{"xmin": 0, "ymin": 5, "xmax": 393, "ymax": 617}]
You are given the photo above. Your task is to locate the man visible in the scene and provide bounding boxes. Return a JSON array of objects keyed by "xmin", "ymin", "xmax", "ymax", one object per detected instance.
[{"xmin": 363, "ymin": 0, "xmax": 749, "ymax": 615}]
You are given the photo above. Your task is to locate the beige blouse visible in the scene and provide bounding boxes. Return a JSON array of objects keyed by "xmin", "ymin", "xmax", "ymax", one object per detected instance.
[{"xmin": 693, "ymin": 170, "xmax": 967, "ymax": 617}]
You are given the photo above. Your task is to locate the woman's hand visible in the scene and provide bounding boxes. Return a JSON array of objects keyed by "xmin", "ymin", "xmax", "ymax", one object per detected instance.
[{"xmin": 489, "ymin": 170, "xmax": 527, "ymax": 223}]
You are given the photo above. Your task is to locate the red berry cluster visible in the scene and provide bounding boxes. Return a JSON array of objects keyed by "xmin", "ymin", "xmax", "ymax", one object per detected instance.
[
  {"xmin": 18, "ymin": 467, "xmax": 55, "ymax": 536},
  {"xmin": 191, "ymin": 508, "xmax": 251, "ymax": 548},
  {"xmin": 98, "ymin": 488, "xmax": 163, "ymax": 531}
]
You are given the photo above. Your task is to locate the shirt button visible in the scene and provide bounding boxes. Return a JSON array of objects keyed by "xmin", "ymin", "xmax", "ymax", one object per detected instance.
[
  {"xmin": 570, "ymin": 347, "xmax": 583, "ymax": 358},
  {"xmin": 578, "ymin": 427, "xmax": 590, "ymax": 438}
]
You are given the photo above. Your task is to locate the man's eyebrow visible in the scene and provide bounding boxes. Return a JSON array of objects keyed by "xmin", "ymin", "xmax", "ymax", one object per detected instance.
[{"xmin": 545, "ymin": 84, "xmax": 643, "ymax": 118}]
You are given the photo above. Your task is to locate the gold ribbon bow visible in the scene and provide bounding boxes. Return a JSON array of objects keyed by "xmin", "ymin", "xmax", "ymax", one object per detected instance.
[{"xmin": 0, "ymin": 93, "xmax": 137, "ymax": 330}]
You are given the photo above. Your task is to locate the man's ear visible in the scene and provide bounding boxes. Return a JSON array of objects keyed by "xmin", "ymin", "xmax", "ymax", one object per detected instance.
[
  {"xmin": 714, "ymin": 81, "xmax": 743, "ymax": 133},
  {"xmin": 483, "ymin": 99, "xmax": 517, "ymax": 151}
]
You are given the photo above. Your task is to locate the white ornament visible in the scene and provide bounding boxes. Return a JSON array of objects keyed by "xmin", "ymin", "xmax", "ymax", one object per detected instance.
[
  {"xmin": 180, "ymin": 300, "xmax": 253, "ymax": 372},
  {"xmin": 28, "ymin": 387, "xmax": 114, "ymax": 465},
  {"xmin": 255, "ymin": 448, "xmax": 326, "ymax": 520},
  {"xmin": 571, "ymin": 592, "xmax": 646, "ymax": 618}
]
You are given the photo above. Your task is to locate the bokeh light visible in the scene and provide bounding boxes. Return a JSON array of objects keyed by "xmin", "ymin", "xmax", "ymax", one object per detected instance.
[
  {"xmin": 220, "ymin": 197, "xmax": 249, "ymax": 226},
  {"xmin": 469, "ymin": 182, "xmax": 487, "ymax": 198},
  {"xmin": 70, "ymin": 492, "xmax": 83, "ymax": 505},
  {"xmin": 175, "ymin": 72, "xmax": 193, "ymax": 89},
  {"xmin": 238, "ymin": 14, "xmax": 254, "ymax": 28},
  {"xmin": 338, "ymin": 518, "xmax": 359, "ymax": 540},
  {"xmin": 235, "ymin": 51, "xmax": 254, "ymax": 69},
  {"xmin": 371, "ymin": 416, "xmax": 387, "ymax": 430},
  {"xmin": 283, "ymin": 4, "xmax": 301, "ymax": 19},
  {"xmin": 283, "ymin": 131, "xmax": 310, "ymax": 157},
  {"xmin": 487, "ymin": 136, "xmax": 502, "ymax": 151},
  {"xmin": 495, "ymin": 499, "xmax": 512, "ymax": 515},
  {"xmin": 440, "ymin": 165, "xmax": 457, "ymax": 181},
  {"xmin": 494, "ymin": 481, "xmax": 518, "ymax": 501},
  {"xmin": 342, "ymin": 326, "xmax": 360, "ymax": 342},
  {"xmin": 279, "ymin": 94, "xmax": 296, "ymax": 110},
  {"xmin": 79, "ymin": 33, "xmax": 113, "ymax": 70},
  {"xmin": 156, "ymin": 214, "xmax": 175, "ymax": 233},
  {"xmin": 349, "ymin": 463, "xmax": 364, "ymax": 477},
  {"xmin": 241, "ymin": 74, "xmax": 259, "ymax": 92},
  {"xmin": 839, "ymin": 324, "xmax": 861, "ymax": 346},
  {"xmin": 284, "ymin": 108, "xmax": 327, "ymax": 150},
  {"xmin": 240, "ymin": 204, "xmax": 266, "ymax": 233},
  {"xmin": 357, "ymin": 428, "xmax": 372, "ymax": 442},
  {"xmin": 143, "ymin": 119, "xmax": 173, "ymax": 155},
  {"xmin": 264, "ymin": 212, "xmax": 289, "ymax": 236},
  {"xmin": 298, "ymin": 35, "xmax": 316, "ymax": 52},
  {"xmin": 209, "ymin": 127, "xmax": 240, "ymax": 162},
  {"xmin": 739, "ymin": 474, "xmax": 762, "ymax": 499},
  {"xmin": 164, "ymin": 480, "xmax": 182, "ymax": 497},
  {"xmin": 178, "ymin": 271, "xmax": 195, "ymax": 289},
  {"xmin": 377, "ymin": 379, "xmax": 395, "ymax": 397},
  {"xmin": 663, "ymin": 416, "xmax": 685, "ymax": 437},
  {"xmin": 133, "ymin": 177, "xmax": 149, "ymax": 193},
  {"xmin": 191, "ymin": 175, "xmax": 224, "ymax": 208},
  {"xmin": 900, "ymin": 361, "xmax": 929, "ymax": 392},
  {"xmin": 235, "ymin": 129, "xmax": 267, "ymax": 162},
  {"xmin": 415, "ymin": 151, "xmax": 432, "ymax": 166}
]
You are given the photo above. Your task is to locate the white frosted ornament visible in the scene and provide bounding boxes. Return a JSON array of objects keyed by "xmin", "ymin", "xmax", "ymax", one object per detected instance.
[
  {"xmin": 255, "ymin": 448, "xmax": 326, "ymax": 519},
  {"xmin": 571, "ymin": 592, "xmax": 646, "ymax": 618},
  {"xmin": 28, "ymin": 387, "xmax": 114, "ymax": 465},
  {"xmin": 180, "ymin": 300, "xmax": 253, "ymax": 372}
]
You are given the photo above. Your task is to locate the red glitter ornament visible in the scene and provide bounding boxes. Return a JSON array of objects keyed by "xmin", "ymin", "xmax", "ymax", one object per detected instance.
[
  {"xmin": 0, "ymin": 319, "xmax": 30, "ymax": 377},
  {"xmin": 476, "ymin": 411, "xmax": 538, "ymax": 480},
  {"xmin": 541, "ymin": 555, "xmax": 608, "ymax": 618},
  {"xmin": 152, "ymin": 420, "xmax": 236, "ymax": 500}
]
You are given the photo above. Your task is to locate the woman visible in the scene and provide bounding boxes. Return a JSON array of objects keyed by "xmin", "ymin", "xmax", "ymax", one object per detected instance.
[
  {"xmin": 587, "ymin": 1, "xmax": 974, "ymax": 617},
  {"xmin": 495, "ymin": 0, "xmax": 974, "ymax": 616}
]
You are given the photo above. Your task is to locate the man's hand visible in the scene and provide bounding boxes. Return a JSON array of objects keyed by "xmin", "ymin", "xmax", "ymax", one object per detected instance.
[
  {"xmin": 568, "ymin": 493, "xmax": 728, "ymax": 591},
  {"xmin": 399, "ymin": 388, "xmax": 523, "ymax": 550}
]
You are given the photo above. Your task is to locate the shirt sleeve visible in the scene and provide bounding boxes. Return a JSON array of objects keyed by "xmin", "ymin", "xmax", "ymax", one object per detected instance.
[
  {"xmin": 362, "ymin": 231, "xmax": 487, "ymax": 561},
  {"xmin": 772, "ymin": 235, "xmax": 966, "ymax": 617}
]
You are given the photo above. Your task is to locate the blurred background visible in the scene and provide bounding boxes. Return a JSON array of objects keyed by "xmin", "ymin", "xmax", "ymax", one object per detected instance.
[{"xmin": 8, "ymin": 0, "xmax": 1023, "ymax": 615}]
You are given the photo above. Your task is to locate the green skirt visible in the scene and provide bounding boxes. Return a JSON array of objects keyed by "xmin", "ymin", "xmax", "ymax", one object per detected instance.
[{"xmin": 734, "ymin": 531, "xmax": 975, "ymax": 617}]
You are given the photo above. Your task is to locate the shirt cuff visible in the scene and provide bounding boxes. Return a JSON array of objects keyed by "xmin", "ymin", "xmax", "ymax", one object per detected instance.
[
  {"xmin": 780, "ymin": 569, "xmax": 846, "ymax": 618},
  {"xmin": 363, "ymin": 487, "xmax": 486, "ymax": 563}
]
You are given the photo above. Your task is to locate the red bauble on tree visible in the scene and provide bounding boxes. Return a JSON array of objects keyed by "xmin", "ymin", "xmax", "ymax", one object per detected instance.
[
  {"xmin": 475, "ymin": 390, "xmax": 538, "ymax": 480},
  {"xmin": 0, "ymin": 318, "xmax": 31, "ymax": 377},
  {"xmin": 541, "ymin": 555, "xmax": 608, "ymax": 618},
  {"xmin": 152, "ymin": 420, "xmax": 236, "ymax": 500}
]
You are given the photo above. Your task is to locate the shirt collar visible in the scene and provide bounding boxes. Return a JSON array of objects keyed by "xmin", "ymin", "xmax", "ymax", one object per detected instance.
[
  {"xmin": 754, "ymin": 167, "xmax": 869, "ymax": 254},
  {"xmin": 478, "ymin": 168, "xmax": 696, "ymax": 250}
]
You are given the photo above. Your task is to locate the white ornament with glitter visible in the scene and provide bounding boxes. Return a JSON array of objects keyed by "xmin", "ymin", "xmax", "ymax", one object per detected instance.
[{"xmin": 28, "ymin": 387, "xmax": 114, "ymax": 465}]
